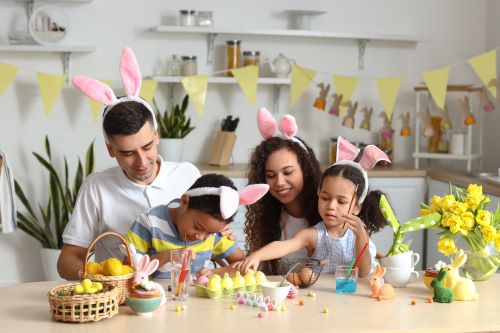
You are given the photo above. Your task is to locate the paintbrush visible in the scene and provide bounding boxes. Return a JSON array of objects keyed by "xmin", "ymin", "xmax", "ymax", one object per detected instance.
[{"xmin": 342, "ymin": 184, "xmax": 359, "ymax": 229}]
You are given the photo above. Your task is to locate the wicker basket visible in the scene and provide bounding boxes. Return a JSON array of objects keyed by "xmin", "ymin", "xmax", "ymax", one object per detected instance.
[
  {"xmin": 81, "ymin": 231, "xmax": 135, "ymax": 305},
  {"xmin": 277, "ymin": 258, "xmax": 329, "ymax": 288},
  {"xmin": 48, "ymin": 282, "xmax": 119, "ymax": 322}
]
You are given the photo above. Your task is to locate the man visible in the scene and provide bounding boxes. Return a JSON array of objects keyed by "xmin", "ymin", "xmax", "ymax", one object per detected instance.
[{"xmin": 57, "ymin": 48, "xmax": 201, "ymax": 280}]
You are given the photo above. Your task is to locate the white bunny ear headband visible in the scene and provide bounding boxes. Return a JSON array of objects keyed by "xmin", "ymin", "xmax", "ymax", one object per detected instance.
[
  {"xmin": 185, "ymin": 184, "xmax": 269, "ymax": 219},
  {"xmin": 326, "ymin": 136, "xmax": 391, "ymax": 203},
  {"xmin": 257, "ymin": 107, "xmax": 308, "ymax": 152},
  {"xmin": 72, "ymin": 47, "xmax": 158, "ymax": 143}
]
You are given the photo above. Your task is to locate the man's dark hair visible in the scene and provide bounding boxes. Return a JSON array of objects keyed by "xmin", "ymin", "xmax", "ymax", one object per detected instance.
[{"xmin": 102, "ymin": 101, "xmax": 154, "ymax": 138}]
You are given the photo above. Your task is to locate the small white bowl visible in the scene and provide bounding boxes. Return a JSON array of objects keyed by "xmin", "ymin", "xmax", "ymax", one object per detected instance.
[{"xmin": 260, "ymin": 281, "xmax": 291, "ymax": 303}]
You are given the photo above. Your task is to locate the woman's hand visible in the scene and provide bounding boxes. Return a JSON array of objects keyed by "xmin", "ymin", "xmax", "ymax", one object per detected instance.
[{"xmin": 232, "ymin": 254, "xmax": 261, "ymax": 274}]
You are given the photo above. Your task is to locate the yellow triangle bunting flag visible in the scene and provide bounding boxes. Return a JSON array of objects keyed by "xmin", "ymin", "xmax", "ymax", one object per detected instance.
[
  {"xmin": 332, "ymin": 75, "xmax": 359, "ymax": 117},
  {"xmin": 139, "ymin": 79, "xmax": 159, "ymax": 105},
  {"xmin": 376, "ymin": 77, "xmax": 402, "ymax": 120},
  {"xmin": 291, "ymin": 65, "xmax": 316, "ymax": 106},
  {"xmin": 36, "ymin": 72, "xmax": 66, "ymax": 116},
  {"xmin": 87, "ymin": 80, "xmax": 112, "ymax": 121},
  {"xmin": 0, "ymin": 63, "xmax": 19, "ymax": 95},
  {"xmin": 468, "ymin": 50, "xmax": 497, "ymax": 98},
  {"xmin": 181, "ymin": 75, "xmax": 208, "ymax": 116},
  {"xmin": 231, "ymin": 66, "xmax": 259, "ymax": 106},
  {"xmin": 421, "ymin": 67, "xmax": 449, "ymax": 110}
]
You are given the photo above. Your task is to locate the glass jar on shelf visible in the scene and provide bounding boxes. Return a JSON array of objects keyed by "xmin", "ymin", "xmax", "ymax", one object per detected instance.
[
  {"xmin": 242, "ymin": 51, "xmax": 260, "ymax": 67},
  {"xmin": 179, "ymin": 10, "xmax": 196, "ymax": 26},
  {"xmin": 225, "ymin": 40, "xmax": 241, "ymax": 77},
  {"xmin": 196, "ymin": 11, "xmax": 214, "ymax": 27},
  {"xmin": 181, "ymin": 56, "xmax": 197, "ymax": 76},
  {"xmin": 166, "ymin": 54, "xmax": 182, "ymax": 76}
]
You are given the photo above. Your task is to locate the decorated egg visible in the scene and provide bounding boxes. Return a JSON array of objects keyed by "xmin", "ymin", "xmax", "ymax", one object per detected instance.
[
  {"xmin": 244, "ymin": 270, "xmax": 256, "ymax": 286},
  {"xmin": 195, "ymin": 275, "xmax": 209, "ymax": 286},
  {"xmin": 221, "ymin": 273, "xmax": 234, "ymax": 290},
  {"xmin": 286, "ymin": 272, "xmax": 302, "ymax": 286},
  {"xmin": 210, "ymin": 274, "xmax": 222, "ymax": 282},
  {"xmin": 298, "ymin": 267, "xmax": 315, "ymax": 284},
  {"xmin": 207, "ymin": 276, "xmax": 222, "ymax": 291},
  {"xmin": 255, "ymin": 271, "xmax": 267, "ymax": 284},
  {"xmin": 232, "ymin": 271, "xmax": 245, "ymax": 288}
]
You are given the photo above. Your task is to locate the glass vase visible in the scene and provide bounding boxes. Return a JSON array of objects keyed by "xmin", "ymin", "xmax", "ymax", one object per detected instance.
[{"xmin": 459, "ymin": 242, "xmax": 500, "ymax": 281}]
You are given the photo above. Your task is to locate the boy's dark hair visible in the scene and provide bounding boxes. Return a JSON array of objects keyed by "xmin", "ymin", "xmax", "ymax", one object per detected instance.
[
  {"xmin": 187, "ymin": 173, "xmax": 237, "ymax": 224},
  {"xmin": 102, "ymin": 100, "xmax": 154, "ymax": 138},
  {"xmin": 320, "ymin": 163, "xmax": 387, "ymax": 235}
]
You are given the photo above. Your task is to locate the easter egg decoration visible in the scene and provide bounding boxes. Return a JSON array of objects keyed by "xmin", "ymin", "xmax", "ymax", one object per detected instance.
[
  {"xmin": 244, "ymin": 270, "xmax": 257, "ymax": 292},
  {"xmin": 207, "ymin": 275, "xmax": 222, "ymax": 291},
  {"xmin": 255, "ymin": 271, "xmax": 267, "ymax": 285},
  {"xmin": 195, "ymin": 275, "xmax": 209, "ymax": 286},
  {"xmin": 232, "ymin": 271, "xmax": 246, "ymax": 290},
  {"xmin": 102, "ymin": 257, "xmax": 123, "ymax": 276},
  {"xmin": 210, "ymin": 274, "xmax": 222, "ymax": 282},
  {"xmin": 222, "ymin": 273, "xmax": 234, "ymax": 295}
]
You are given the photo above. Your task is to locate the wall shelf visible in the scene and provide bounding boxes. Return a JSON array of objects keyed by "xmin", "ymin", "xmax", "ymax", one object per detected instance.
[
  {"xmin": 413, "ymin": 86, "xmax": 484, "ymax": 172},
  {"xmin": 0, "ymin": 45, "xmax": 96, "ymax": 79},
  {"xmin": 152, "ymin": 75, "xmax": 290, "ymax": 113},
  {"xmin": 152, "ymin": 25, "xmax": 426, "ymax": 70}
]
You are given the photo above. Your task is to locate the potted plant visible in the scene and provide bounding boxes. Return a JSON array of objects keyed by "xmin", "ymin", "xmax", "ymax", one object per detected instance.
[
  {"xmin": 15, "ymin": 136, "xmax": 94, "ymax": 280},
  {"xmin": 153, "ymin": 94, "xmax": 195, "ymax": 162}
]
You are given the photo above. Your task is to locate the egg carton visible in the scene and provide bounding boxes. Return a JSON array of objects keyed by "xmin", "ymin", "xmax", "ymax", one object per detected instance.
[{"xmin": 195, "ymin": 284, "xmax": 262, "ymax": 299}]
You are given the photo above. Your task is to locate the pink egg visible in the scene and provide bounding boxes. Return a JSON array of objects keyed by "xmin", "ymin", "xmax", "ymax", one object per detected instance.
[{"xmin": 195, "ymin": 275, "xmax": 209, "ymax": 286}]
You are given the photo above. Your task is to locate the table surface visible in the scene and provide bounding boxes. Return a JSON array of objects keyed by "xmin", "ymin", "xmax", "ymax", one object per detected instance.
[{"xmin": 1, "ymin": 274, "xmax": 499, "ymax": 333}]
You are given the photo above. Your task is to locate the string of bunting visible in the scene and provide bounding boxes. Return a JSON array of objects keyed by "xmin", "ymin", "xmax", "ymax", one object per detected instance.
[{"xmin": 0, "ymin": 48, "xmax": 497, "ymax": 120}]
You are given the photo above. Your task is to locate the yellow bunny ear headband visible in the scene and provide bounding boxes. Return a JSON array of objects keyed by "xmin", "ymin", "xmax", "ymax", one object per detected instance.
[{"xmin": 72, "ymin": 47, "xmax": 157, "ymax": 143}]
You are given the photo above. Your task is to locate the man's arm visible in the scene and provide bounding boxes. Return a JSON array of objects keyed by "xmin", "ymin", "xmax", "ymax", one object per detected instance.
[{"xmin": 57, "ymin": 244, "xmax": 87, "ymax": 281}]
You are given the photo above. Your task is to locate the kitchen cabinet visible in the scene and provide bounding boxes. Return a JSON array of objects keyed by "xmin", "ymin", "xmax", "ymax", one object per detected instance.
[{"xmin": 413, "ymin": 86, "xmax": 484, "ymax": 172}]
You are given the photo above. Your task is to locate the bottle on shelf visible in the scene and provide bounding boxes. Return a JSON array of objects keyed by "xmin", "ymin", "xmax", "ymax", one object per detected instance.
[
  {"xmin": 242, "ymin": 51, "xmax": 260, "ymax": 67},
  {"xmin": 179, "ymin": 10, "xmax": 196, "ymax": 26},
  {"xmin": 225, "ymin": 40, "xmax": 241, "ymax": 77},
  {"xmin": 196, "ymin": 11, "xmax": 214, "ymax": 27},
  {"xmin": 181, "ymin": 55, "xmax": 197, "ymax": 76},
  {"xmin": 166, "ymin": 54, "xmax": 182, "ymax": 76}
]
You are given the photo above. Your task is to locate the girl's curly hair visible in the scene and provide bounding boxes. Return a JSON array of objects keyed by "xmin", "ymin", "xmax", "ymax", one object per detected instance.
[{"xmin": 244, "ymin": 136, "xmax": 321, "ymax": 274}]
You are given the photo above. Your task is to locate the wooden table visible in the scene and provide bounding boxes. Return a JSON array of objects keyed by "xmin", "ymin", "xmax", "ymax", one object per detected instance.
[{"xmin": 1, "ymin": 274, "xmax": 499, "ymax": 333}]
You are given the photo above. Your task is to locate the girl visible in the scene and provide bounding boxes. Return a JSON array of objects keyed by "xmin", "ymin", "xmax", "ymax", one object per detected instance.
[
  {"xmin": 244, "ymin": 108, "xmax": 322, "ymax": 274},
  {"xmin": 238, "ymin": 137, "xmax": 390, "ymax": 277},
  {"xmin": 126, "ymin": 173, "xmax": 268, "ymax": 278}
]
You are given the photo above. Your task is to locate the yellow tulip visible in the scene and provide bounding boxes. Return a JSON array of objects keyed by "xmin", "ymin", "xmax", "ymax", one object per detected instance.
[{"xmin": 437, "ymin": 237, "xmax": 457, "ymax": 256}]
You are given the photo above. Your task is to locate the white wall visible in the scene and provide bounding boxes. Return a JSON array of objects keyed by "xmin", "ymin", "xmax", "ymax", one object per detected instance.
[{"xmin": 0, "ymin": 0, "xmax": 492, "ymax": 284}]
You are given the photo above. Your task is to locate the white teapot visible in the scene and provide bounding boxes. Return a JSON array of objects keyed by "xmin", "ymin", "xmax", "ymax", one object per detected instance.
[{"xmin": 269, "ymin": 53, "xmax": 296, "ymax": 78}]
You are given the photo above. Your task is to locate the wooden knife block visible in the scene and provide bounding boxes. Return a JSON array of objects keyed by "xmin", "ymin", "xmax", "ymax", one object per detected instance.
[{"xmin": 208, "ymin": 131, "xmax": 236, "ymax": 166}]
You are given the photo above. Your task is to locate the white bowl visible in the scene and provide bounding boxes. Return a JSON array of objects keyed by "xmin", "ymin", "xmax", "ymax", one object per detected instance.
[{"xmin": 260, "ymin": 281, "xmax": 291, "ymax": 303}]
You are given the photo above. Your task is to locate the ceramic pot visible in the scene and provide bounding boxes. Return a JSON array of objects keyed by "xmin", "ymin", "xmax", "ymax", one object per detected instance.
[{"xmin": 158, "ymin": 138, "xmax": 184, "ymax": 162}]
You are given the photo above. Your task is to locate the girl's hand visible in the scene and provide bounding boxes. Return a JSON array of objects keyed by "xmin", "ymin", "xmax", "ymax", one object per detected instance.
[
  {"xmin": 344, "ymin": 213, "xmax": 369, "ymax": 241},
  {"xmin": 196, "ymin": 267, "xmax": 212, "ymax": 278},
  {"xmin": 219, "ymin": 225, "xmax": 236, "ymax": 241}
]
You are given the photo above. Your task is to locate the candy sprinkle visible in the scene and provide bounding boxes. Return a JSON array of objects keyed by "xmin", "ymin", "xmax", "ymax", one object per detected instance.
[
  {"xmin": 230, "ymin": 304, "xmax": 237, "ymax": 310},
  {"xmin": 257, "ymin": 313, "xmax": 264, "ymax": 318},
  {"xmin": 307, "ymin": 291, "xmax": 316, "ymax": 297},
  {"xmin": 427, "ymin": 298, "xmax": 434, "ymax": 304},
  {"xmin": 175, "ymin": 305, "xmax": 182, "ymax": 312},
  {"xmin": 298, "ymin": 300, "xmax": 305, "ymax": 306},
  {"xmin": 280, "ymin": 305, "xmax": 286, "ymax": 312},
  {"xmin": 323, "ymin": 307, "xmax": 329, "ymax": 314},
  {"xmin": 410, "ymin": 300, "xmax": 417, "ymax": 305},
  {"xmin": 182, "ymin": 304, "xmax": 187, "ymax": 310}
]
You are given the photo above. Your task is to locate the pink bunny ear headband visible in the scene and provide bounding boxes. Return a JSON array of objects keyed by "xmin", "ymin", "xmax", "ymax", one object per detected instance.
[
  {"xmin": 328, "ymin": 136, "xmax": 391, "ymax": 203},
  {"xmin": 72, "ymin": 47, "xmax": 157, "ymax": 143},
  {"xmin": 185, "ymin": 184, "xmax": 269, "ymax": 219},
  {"xmin": 257, "ymin": 107, "xmax": 308, "ymax": 152}
]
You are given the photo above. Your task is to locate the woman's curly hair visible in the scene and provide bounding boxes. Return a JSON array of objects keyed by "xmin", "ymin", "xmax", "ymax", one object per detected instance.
[{"xmin": 244, "ymin": 136, "xmax": 321, "ymax": 273}]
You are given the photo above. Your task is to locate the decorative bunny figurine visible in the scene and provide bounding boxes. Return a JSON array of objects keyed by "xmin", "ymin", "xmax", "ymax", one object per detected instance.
[
  {"xmin": 328, "ymin": 93, "xmax": 343, "ymax": 116},
  {"xmin": 119, "ymin": 243, "xmax": 144, "ymax": 269},
  {"xmin": 359, "ymin": 107, "xmax": 373, "ymax": 131},
  {"xmin": 439, "ymin": 105, "xmax": 452, "ymax": 131},
  {"xmin": 419, "ymin": 107, "xmax": 434, "ymax": 138},
  {"xmin": 133, "ymin": 255, "xmax": 166, "ymax": 305},
  {"xmin": 443, "ymin": 249, "xmax": 478, "ymax": 301},
  {"xmin": 477, "ymin": 86, "xmax": 495, "ymax": 112},
  {"xmin": 378, "ymin": 111, "xmax": 394, "ymax": 155},
  {"xmin": 457, "ymin": 96, "xmax": 476, "ymax": 126},
  {"xmin": 313, "ymin": 83, "xmax": 330, "ymax": 110},
  {"xmin": 431, "ymin": 268, "xmax": 454, "ymax": 303},
  {"xmin": 369, "ymin": 265, "xmax": 395, "ymax": 300},
  {"xmin": 342, "ymin": 100, "xmax": 358, "ymax": 128},
  {"xmin": 399, "ymin": 111, "xmax": 411, "ymax": 137}
]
